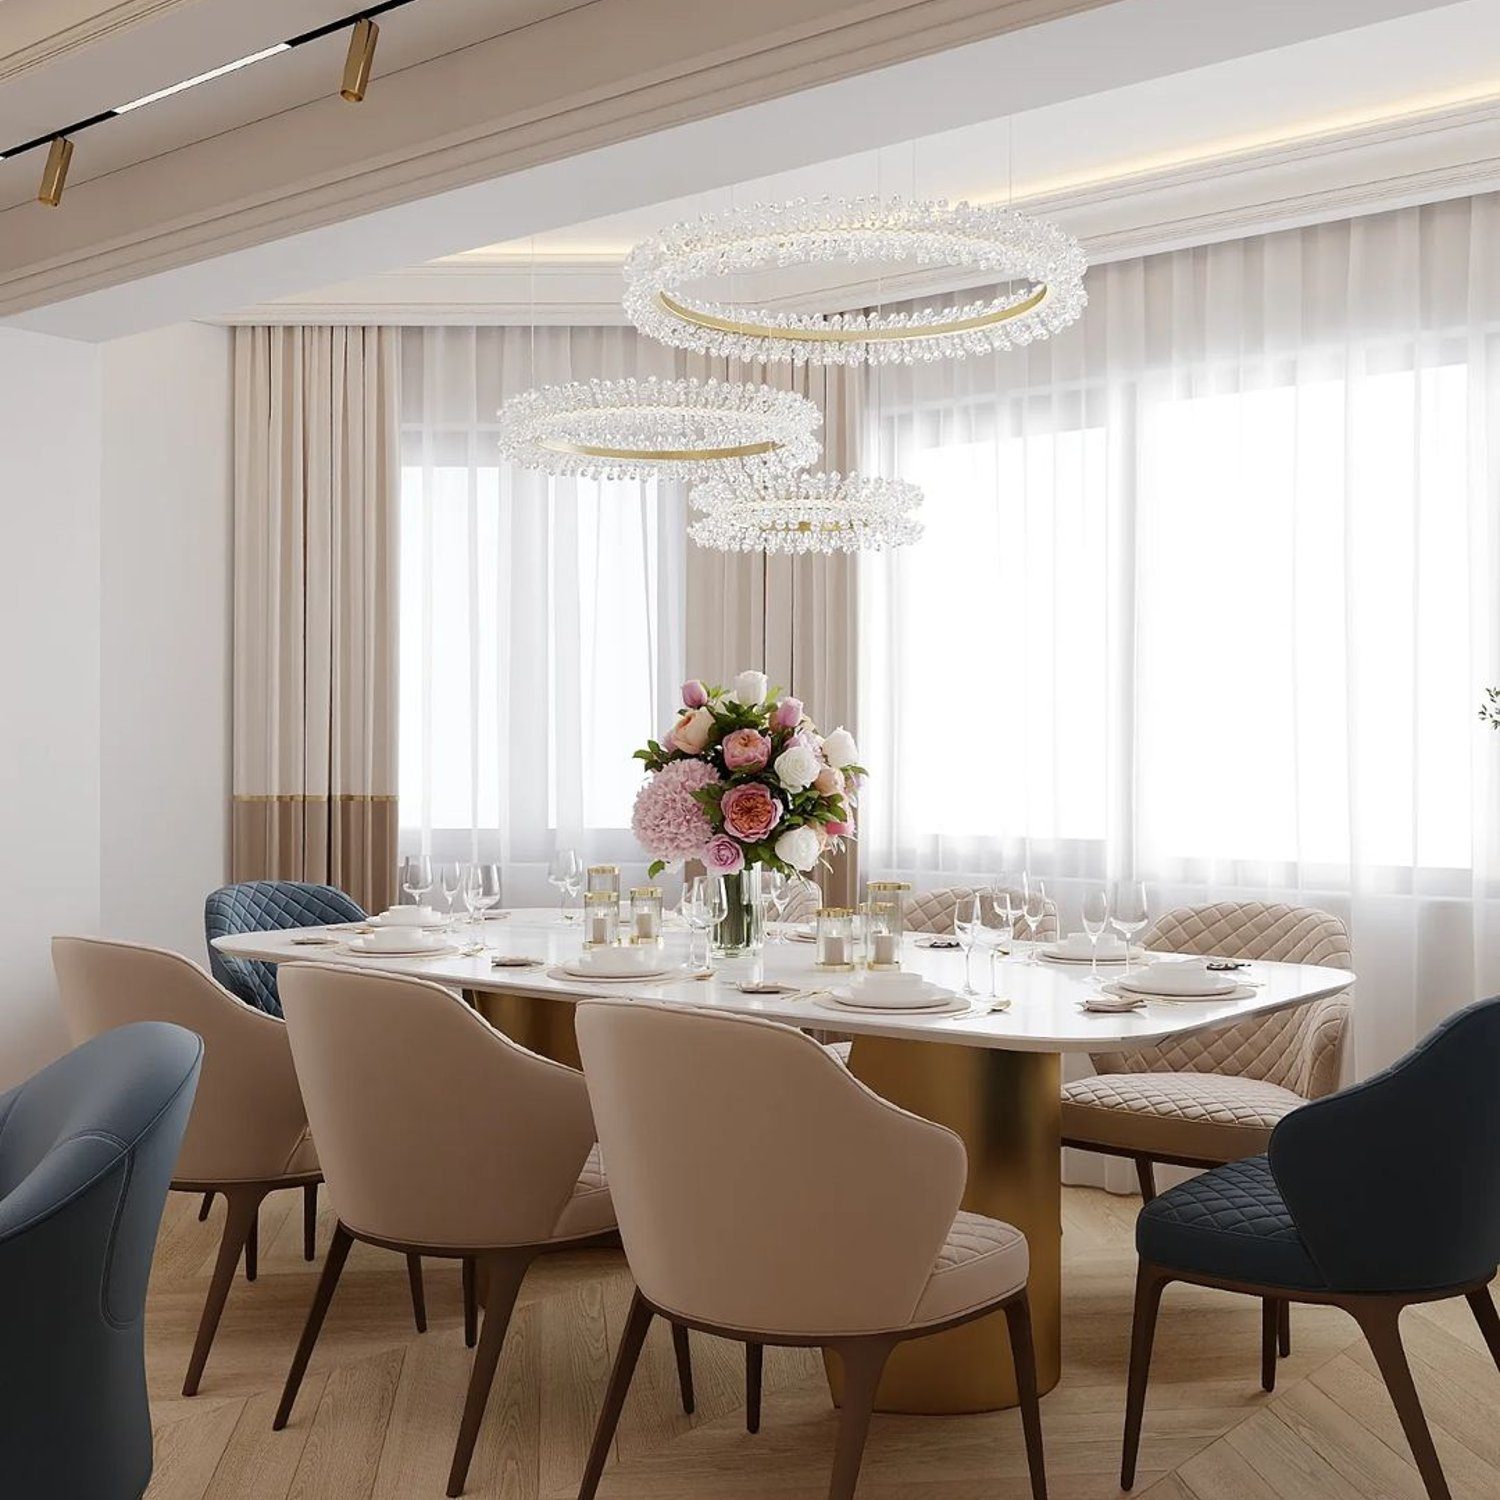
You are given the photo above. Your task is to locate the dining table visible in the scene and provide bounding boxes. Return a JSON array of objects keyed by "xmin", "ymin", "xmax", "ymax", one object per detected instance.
[{"xmin": 213, "ymin": 908, "xmax": 1354, "ymax": 1418}]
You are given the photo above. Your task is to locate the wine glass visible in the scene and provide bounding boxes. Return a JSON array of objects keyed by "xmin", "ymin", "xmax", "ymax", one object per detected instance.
[
  {"xmin": 1082, "ymin": 887, "xmax": 1110, "ymax": 985},
  {"xmin": 439, "ymin": 861, "xmax": 462, "ymax": 915},
  {"xmin": 762, "ymin": 869, "xmax": 788, "ymax": 944},
  {"xmin": 401, "ymin": 855, "xmax": 433, "ymax": 909},
  {"xmin": 1021, "ymin": 873, "xmax": 1048, "ymax": 964},
  {"xmin": 982, "ymin": 887, "xmax": 1016, "ymax": 995},
  {"xmin": 681, "ymin": 875, "xmax": 728, "ymax": 972},
  {"xmin": 1110, "ymin": 880, "xmax": 1150, "ymax": 976},
  {"xmin": 953, "ymin": 892, "xmax": 981, "ymax": 997},
  {"xmin": 462, "ymin": 863, "xmax": 502, "ymax": 946},
  {"xmin": 547, "ymin": 849, "xmax": 582, "ymax": 921}
]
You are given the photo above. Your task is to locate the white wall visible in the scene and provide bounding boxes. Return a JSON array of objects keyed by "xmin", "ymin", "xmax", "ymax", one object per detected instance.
[
  {"xmin": 0, "ymin": 328, "xmax": 101, "ymax": 1086},
  {"xmin": 99, "ymin": 322, "xmax": 233, "ymax": 960}
]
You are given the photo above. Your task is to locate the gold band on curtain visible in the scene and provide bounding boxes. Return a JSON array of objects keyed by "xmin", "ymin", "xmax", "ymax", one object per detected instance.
[{"xmin": 231, "ymin": 795, "xmax": 397, "ymax": 916}]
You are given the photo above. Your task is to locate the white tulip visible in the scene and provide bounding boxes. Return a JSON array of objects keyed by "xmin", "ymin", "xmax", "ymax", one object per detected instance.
[
  {"xmin": 774, "ymin": 743, "xmax": 821, "ymax": 793},
  {"xmin": 775, "ymin": 825, "xmax": 822, "ymax": 872},
  {"xmin": 732, "ymin": 669, "xmax": 769, "ymax": 707},
  {"xmin": 822, "ymin": 727, "xmax": 859, "ymax": 769}
]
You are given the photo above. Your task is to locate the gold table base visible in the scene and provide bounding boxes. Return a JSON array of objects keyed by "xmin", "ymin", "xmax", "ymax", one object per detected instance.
[
  {"xmin": 829, "ymin": 1037, "xmax": 1062, "ymax": 1413},
  {"xmin": 468, "ymin": 991, "xmax": 1060, "ymax": 1415}
]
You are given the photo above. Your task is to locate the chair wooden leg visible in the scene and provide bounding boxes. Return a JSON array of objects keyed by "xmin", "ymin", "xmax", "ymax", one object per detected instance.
[
  {"xmin": 183, "ymin": 1185, "xmax": 267, "ymax": 1397},
  {"xmin": 303, "ymin": 1182, "xmax": 318, "ymax": 1261},
  {"xmin": 461, "ymin": 1257, "xmax": 477, "ymax": 1349},
  {"xmin": 670, "ymin": 1321, "xmax": 695, "ymax": 1415},
  {"xmin": 746, "ymin": 1342, "xmax": 764, "ymax": 1435},
  {"xmin": 826, "ymin": 1338, "xmax": 895, "ymax": 1500},
  {"xmin": 407, "ymin": 1253, "xmax": 427, "ymax": 1333},
  {"xmin": 578, "ymin": 1292, "xmax": 654, "ymax": 1500},
  {"xmin": 1121, "ymin": 1263, "xmax": 1170, "ymax": 1490},
  {"xmin": 1349, "ymin": 1297, "xmax": 1453, "ymax": 1500},
  {"xmin": 1003, "ymin": 1292, "xmax": 1048, "ymax": 1500},
  {"xmin": 1278, "ymin": 1297, "xmax": 1292, "ymax": 1358},
  {"xmin": 273, "ymin": 1222, "xmax": 354, "ymax": 1429},
  {"xmin": 198, "ymin": 1190, "xmax": 215, "ymax": 1221},
  {"xmin": 1135, "ymin": 1158, "xmax": 1158, "ymax": 1203},
  {"xmin": 1260, "ymin": 1299, "xmax": 1279, "ymax": 1392},
  {"xmin": 244, "ymin": 1207, "xmax": 259, "ymax": 1282},
  {"xmin": 1465, "ymin": 1285, "xmax": 1500, "ymax": 1372},
  {"xmin": 446, "ymin": 1251, "xmax": 531, "ymax": 1498}
]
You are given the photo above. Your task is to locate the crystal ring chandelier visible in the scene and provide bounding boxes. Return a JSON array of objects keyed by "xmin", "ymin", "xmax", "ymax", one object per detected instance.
[
  {"xmin": 625, "ymin": 196, "xmax": 1087, "ymax": 366},
  {"xmin": 689, "ymin": 471, "xmax": 924, "ymax": 555},
  {"xmin": 495, "ymin": 377, "xmax": 821, "ymax": 481}
]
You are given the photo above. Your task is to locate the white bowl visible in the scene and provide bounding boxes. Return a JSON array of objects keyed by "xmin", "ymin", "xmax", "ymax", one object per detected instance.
[
  {"xmin": 361, "ymin": 928, "xmax": 440, "ymax": 953},
  {"xmin": 379, "ymin": 906, "xmax": 438, "ymax": 927},
  {"xmin": 844, "ymin": 971, "xmax": 948, "ymax": 1009},
  {"xmin": 573, "ymin": 946, "xmax": 660, "ymax": 977},
  {"xmin": 1123, "ymin": 960, "xmax": 1234, "ymax": 997},
  {"xmin": 1052, "ymin": 931, "xmax": 1127, "ymax": 960}
]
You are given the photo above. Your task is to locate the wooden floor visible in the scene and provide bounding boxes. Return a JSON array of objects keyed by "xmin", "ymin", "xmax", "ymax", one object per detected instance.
[{"xmin": 141, "ymin": 1184, "xmax": 1500, "ymax": 1500}]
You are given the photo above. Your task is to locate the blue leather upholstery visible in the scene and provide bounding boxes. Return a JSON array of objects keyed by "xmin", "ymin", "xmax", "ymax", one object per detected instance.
[
  {"xmin": 1136, "ymin": 1156, "xmax": 1323, "ymax": 1289},
  {"xmin": 1139, "ymin": 996, "xmax": 1500, "ymax": 1293},
  {"xmin": 205, "ymin": 881, "xmax": 365, "ymax": 1017},
  {"xmin": 0, "ymin": 1022, "xmax": 202, "ymax": 1499}
]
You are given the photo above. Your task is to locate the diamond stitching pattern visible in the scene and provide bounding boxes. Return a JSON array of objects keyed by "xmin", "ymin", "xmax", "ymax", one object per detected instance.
[
  {"xmin": 205, "ymin": 881, "xmax": 366, "ymax": 1017},
  {"xmin": 1063, "ymin": 1072, "xmax": 1304, "ymax": 1130},
  {"xmin": 931, "ymin": 1209, "xmax": 1023, "ymax": 1272}
]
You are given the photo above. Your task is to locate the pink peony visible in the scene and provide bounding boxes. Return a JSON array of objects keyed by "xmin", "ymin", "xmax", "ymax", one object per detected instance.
[
  {"xmin": 704, "ymin": 834, "xmax": 745, "ymax": 873},
  {"xmin": 721, "ymin": 727, "xmax": 771, "ymax": 772},
  {"xmin": 813, "ymin": 765, "xmax": 845, "ymax": 797},
  {"xmin": 771, "ymin": 696, "xmax": 803, "ymax": 731},
  {"xmin": 824, "ymin": 816, "xmax": 854, "ymax": 838},
  {"xmin": 632, "ymin": 758, "xmax": 721, "ymax": 862},
  {"xmin": 681, "ymin": 679, "xmax": 709, "ymax": 709},
  {"xmin": 721, "ymin": 782, "xmax": 782, "ymax": 842}
]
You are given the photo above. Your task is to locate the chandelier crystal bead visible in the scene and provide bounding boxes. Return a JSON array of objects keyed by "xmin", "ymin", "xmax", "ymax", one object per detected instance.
[
  {"xmin": 495, "ymin": 376, "xmax": 821, "ymax": 481},
  {"xmin": 689, "ymin": 471, "xmax": 924, "ymax": 555},
  {"xmin": 624, "ymin": 195, "xmax": 1088, "ymax": 367}
]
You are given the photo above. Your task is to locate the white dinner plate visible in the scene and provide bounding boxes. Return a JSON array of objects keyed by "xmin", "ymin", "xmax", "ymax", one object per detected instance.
[
  {"xmin": 830, "ymin": 981, "xmax": 954, "ymax": 1012},
  {"xmin": 552, "ymin": 962, "xmax": 679, "ymax": 983},
  {"xmin": 1103, "ymin": 979, "xmax": 1257, "ymax": 1004},
  {"xmin": 814, "ymin": 991, "xmax": 973, "ymax": 1018},
  {"xmin": 1117, "ymin": 971, "xmax": 1237, "ymax": 998},
  {"xmin": 342, "ymin": 937, "xmax": 458, "ymax": 958},
  {"xmin": 369, "ymin": 911, "xmax": 448, "ymax": 930},
  {"xmin": 1039, "ymin": 946, "xmax": 1143, "ymax": 965}
]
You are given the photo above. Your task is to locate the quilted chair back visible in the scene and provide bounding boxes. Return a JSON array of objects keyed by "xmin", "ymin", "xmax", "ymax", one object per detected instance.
[
  {"xmin": 903, "ymin": 885, "xmax": 1059, "ymax": 943},
  {"xmin": 1091, "ymin": 902, "xmax": 1352, "ymax": 1097},
  {"xmin": 205, "ymin": 881, "xmax": 366, "ymax": 1017},
  {"xmin": 1271, "ymin": 994, "xmax": 1500, "ymax": 1291}
]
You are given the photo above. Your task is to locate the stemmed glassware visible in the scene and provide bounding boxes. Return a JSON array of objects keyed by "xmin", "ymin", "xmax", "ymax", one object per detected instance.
[
  {"xmin": 1082, "ymin": 887, "xmax": 1110, "ymax": 985},
  {"xmin": 981, "ymin": 887, "xmax": 1016, "ymax": 995},
  {"xmin": 462, "ymin": 863, "xmax": 502, "ymax": 946},
  {"xmin": 401, "ymin": 855, "xmax": 433, "ymax": 909},
  {"xmin": 1110, "ymin": 880, "xmax": 1150, "ymax": 976},
  {"xmin": 1020, "ymin": 873, "xmax": 1048, "ymax": 964},
  {"xmin": 762, "ymin": 869, "xmax": 789, "ymax": 944},
  {"xmin": 547, "ymin": 849, "xmax": 582, "ymax": 921},
  {"xmin": 681, "ymin": 874, "xmax": 727, "ymax": 973},
  {"xmin": 953, "ymin": 893, "xmax": 981, "ymax": 997},
  {"xmin": 439, "ymin": 861, "xmax": 462, "ymax": 916}
]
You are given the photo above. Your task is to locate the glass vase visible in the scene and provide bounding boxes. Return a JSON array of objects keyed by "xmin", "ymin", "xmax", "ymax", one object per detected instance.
[{"xmin": 712, "ymin": 866, "xmax": 763, "ymax": 957}]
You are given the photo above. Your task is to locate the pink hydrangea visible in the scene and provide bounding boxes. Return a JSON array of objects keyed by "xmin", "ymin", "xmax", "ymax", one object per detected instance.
[{"xmin": 631, "ymin": 758, "xmax": 721, "ymax": 863}]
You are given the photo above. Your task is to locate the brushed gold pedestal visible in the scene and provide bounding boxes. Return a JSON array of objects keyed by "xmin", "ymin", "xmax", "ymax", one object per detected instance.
[
  {"xmin": 831, "ymin": 1037, "xmax": 1062, "ymax": 1413},
  {"xmin": 467, "ymin": 988, "xmax": 581, "ymax": 1068}
]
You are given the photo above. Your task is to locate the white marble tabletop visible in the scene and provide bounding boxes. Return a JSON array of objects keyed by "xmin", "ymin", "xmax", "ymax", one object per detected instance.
[{"xmin": 212, "ymin": 908, "xmax": 1354, "ymax": 1055}]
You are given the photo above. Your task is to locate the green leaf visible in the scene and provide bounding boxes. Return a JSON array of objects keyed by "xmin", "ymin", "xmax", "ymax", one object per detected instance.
[{"xmin": 647, "ymin": 859, "xmax": 666, "ymax": 878}]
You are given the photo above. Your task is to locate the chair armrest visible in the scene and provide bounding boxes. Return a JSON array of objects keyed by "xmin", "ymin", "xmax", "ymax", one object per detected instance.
[{"xmin": 1292, "ymin": 995, "xmax": 1352, "ymax": 1099}]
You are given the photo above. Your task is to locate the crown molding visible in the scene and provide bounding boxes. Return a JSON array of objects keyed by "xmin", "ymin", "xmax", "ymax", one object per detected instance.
[
  {"xmin": 223, "ymin": 93, "xmax": 1500, "ymax": 325},
  {"xmin": 0, "ymin": 1, "xmax": 192, "ymax": 83}
]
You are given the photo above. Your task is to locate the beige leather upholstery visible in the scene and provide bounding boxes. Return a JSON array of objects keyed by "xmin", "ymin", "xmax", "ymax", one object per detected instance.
[
  {"xmin": 904, "ymin": 885, "xmax": 1059, "ymax": 943},
  {"xmin": 278, "ymin": 964, "xmax": 611, "ymax": 1250},
  {"xmin": 52, "ymin": 937, "xmax": 316, "ymax": 1185},
  {"xmin": 574, "ymin": 1001, "xmax": 1028, "ymax": 1338},
  {"xmin": 1062, "ymin": 902, "xmax": 1353, "ymax": 1164}
]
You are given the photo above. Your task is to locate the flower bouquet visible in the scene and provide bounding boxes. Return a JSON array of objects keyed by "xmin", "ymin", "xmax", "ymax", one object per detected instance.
[{"xmin": 630, "ymin": 670, "xmax": 863, "ymax": 954}]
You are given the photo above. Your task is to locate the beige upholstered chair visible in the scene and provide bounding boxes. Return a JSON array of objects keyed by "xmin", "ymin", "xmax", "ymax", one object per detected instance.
[
  {"xmin": 573, "ymin": 1001, "xmax": 1047, "ymax": 1500},
  {"xmin": 905, "ymin": 884, "xmax": 1060, "ymax": 943},
  {"xmin": 1060, "ymin": 902, "xmax": 1352, "ymax": 1358},
  {"xmin": 52, "ymin": 937, "xmax": 324, "ymax": 1397},
  {"xmin": 272, "ymin": 964, "xmax": 693, "ymax": 1499}
]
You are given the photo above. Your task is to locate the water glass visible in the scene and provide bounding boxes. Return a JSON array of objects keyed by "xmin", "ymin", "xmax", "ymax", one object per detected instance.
[
  {"xmin": 401, "ymin": 855, "xmax": 433, "ymax": 908},
  {"xmin": 953, "ymin": 893, "xmax": 981, "ymax": 996},
  {"xmin": 1082, "ymin": 887, "xmax": 1110, "ymax": 984},
  {"xmin": 548, "ymin": 849, "xmax": 582, "ymax": 921},
  {"xmin": 1110, "ymin": 880, "xmax": 1150, "ymax": 975}
]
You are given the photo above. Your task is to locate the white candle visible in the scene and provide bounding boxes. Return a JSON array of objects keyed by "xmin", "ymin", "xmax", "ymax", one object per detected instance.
[
  {"xmin": 819, "ymin": 934, "xmax": 850, "ymax": 968},
  {"xmin": 589, "ymin": 912, "xmax": 610, "ymax": 946},
  {"xmin": 872, "ymin": 931, "xmax": 899, "ymax": 967},
  {"xmin": 634, "ymin": 909, "xmax": 659, "ymax": 940}
]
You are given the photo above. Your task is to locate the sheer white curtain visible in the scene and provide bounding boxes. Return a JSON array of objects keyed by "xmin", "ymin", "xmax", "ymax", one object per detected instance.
[
  {"xmin": 861, "ymin": 193, "xmax": 1500, "ymax": 1079},
  {"xmin": 398, "ymin": 326, "xmax": 687, "ymax": 901}
]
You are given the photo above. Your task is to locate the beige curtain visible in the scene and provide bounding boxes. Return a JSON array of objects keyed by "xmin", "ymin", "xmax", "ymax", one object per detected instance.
[
  {"xmin": 232, "ymin": 326, "xmax": 400, "ymax": 915},
  {"xmin": 685, "ymin": 358, "xmax": 863, "ymax": 905}
]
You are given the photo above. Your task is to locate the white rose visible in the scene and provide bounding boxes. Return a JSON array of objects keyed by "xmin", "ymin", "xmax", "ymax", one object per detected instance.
[
  {"xmin": 774, "ymin": 743, "xmax": 821, "ymax": 793},
  {"xmin": 822, "ymin": 726, "xmax": 858, "ymax": 769},
  {"xmin": 732, "ymin": 669, "xmax": 768, "ymax": 707},
  {"xmin": 775, "ymin": 825, "xmax": 822, "ymax": 872}
]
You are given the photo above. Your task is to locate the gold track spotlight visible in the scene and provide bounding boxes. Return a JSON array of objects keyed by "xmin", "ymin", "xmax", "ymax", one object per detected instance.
[
  {"xmin": 340, "ymin": 17, "xmax": 379, "ymax": 102},
  {"xmin": 38, "ymin": 137, "xmax": 74, "ymax": 206}
]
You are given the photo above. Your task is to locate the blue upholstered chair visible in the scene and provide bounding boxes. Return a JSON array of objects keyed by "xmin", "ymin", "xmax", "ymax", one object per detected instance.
[
  {"xmin": 0, "ymin": 1022, "xmax": 202, "ymax": 1499},
  {"xmin": 205, "ymin": 881, "xmax": 366, "ymax": 1019},
  {"xmin": 1121, "ymin": 995, "xmax": 1500, "ymax": 1500}
]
